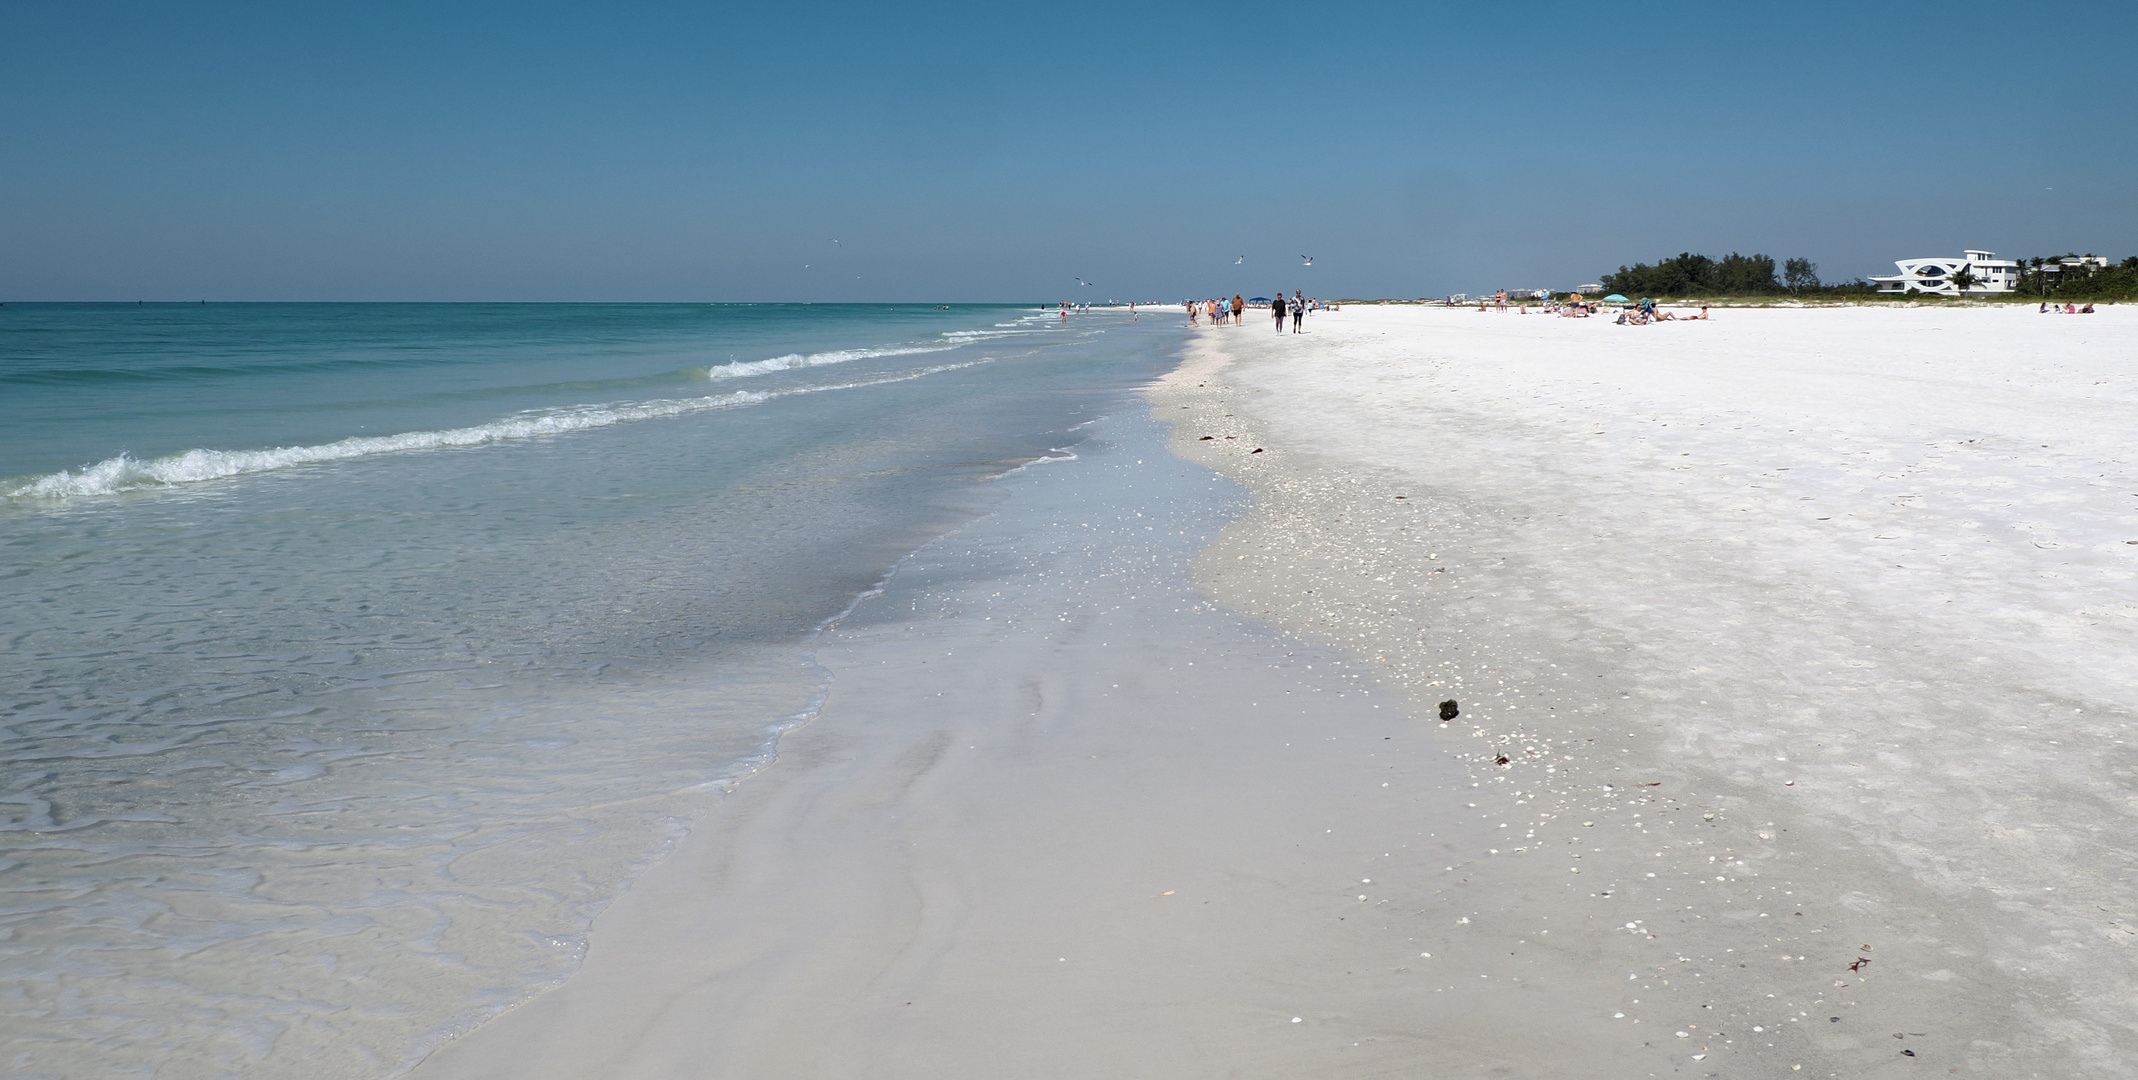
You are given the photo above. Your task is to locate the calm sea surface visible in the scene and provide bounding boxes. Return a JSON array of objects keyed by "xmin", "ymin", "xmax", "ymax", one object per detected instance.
[{"xmin": 0, "ymin": 303, "xmax": 1176, "ymax": 1078}]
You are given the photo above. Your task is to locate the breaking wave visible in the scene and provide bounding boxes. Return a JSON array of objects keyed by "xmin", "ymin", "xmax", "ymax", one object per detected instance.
[
  {"xmin": 702, "ymin": 328, "xmax": 1039, "ymax": 382},
  {"xmin": 702, "ymin": 344, "xmax": 954, "ymax": 381},
  {"xmin": 7, "ymin": 362, "xmax": 990, "ymax": 501}
]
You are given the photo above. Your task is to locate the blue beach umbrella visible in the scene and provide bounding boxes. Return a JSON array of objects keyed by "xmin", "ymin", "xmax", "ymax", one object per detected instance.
[
  {"xmin": 1247, "ymin": 296, "xmax": 1272, "ymax": 304},
  {"xmin": 1602, "ymin": 294, "xmax": 1631, "ymax": 303}
]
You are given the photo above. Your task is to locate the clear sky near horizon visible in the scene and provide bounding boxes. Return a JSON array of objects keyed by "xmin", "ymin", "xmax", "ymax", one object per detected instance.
[{"xmin": 4, "ymin": 1, "xmax": 2133, "ymax": 302}]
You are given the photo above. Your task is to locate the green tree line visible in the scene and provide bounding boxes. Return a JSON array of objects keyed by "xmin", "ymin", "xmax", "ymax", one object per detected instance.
[
  {"xmin": 1598, "ymin": 253, "xmax": 1872, "ymax": 297},
  {"xmin": 1601, "ymin": 250, "xmax": 2137, "ymax": 300},
  {"xmin": 2013, "ymin": 256, "xmax": 2138, "ymax": 300}
]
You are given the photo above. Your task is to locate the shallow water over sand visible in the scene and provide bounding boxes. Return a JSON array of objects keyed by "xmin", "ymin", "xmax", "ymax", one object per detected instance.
[{"xmin": 0, "ymin": 303, "xmax": 1178, "ymax": 1077}]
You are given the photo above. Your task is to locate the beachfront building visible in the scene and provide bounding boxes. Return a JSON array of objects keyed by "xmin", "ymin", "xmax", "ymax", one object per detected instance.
[
  {"xmin": 2043, "ymin": 255, "xmax": 2110, "ymax": 273},
  {"xmin": 1870, "ymin": 249, "xmax": 2021, "ymax": 295}
]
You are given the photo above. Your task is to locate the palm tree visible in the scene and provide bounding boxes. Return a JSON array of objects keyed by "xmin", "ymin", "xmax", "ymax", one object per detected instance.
[{"xmin": 1950, "ymin": 268, "xmax": 1978, "ymax": 296}]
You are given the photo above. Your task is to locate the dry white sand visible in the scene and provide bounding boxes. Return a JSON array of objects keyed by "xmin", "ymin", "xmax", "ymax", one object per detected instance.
[
  {"xmin": 1163, "ymin": 302, "xmax": 2138, "ymax": 1076},
  {"xmin": 412, "ymin": 303, "xmax": 2136, "ymax": 1080}
]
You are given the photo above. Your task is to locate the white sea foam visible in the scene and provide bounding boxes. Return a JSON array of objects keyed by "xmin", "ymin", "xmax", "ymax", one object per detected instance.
[
  {"xmin": 7, "ymin": 362, "xmax": 989, "ymax": 501},
  {"xmin": 938, "ymin": 328, "xmax": 1040, "ymax": 343},
  {"xmin": 984, "ymin": 449, "xmax": 1079, "ymax": 480},
  {"xmin": 702, "ymin": 344, "xmax": 953, "ymax": 381}
]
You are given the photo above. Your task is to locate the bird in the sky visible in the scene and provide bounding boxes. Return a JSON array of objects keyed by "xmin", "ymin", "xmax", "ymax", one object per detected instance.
[
  {"xmin": 1235, "ymin": 256, "xmax": 1245, "ymax": 265},
  {"xmin": 1301, "ymin": 255, "xmax": 1314, "ymax": 266},
  {"xmin": 1074, "ymin": 277, "xmax": 1094, "ymax": 287}
]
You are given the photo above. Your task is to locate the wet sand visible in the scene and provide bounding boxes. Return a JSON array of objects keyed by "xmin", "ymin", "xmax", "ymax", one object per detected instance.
[{"xmin": 411, "ymin": 386, "xmax": 1647, "ymax": 1078}]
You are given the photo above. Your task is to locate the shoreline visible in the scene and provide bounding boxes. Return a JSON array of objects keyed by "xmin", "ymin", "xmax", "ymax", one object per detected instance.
[
  {"xmin": 409, "ymin": 302, "xmax": 2137, "ymax": 1079},
  {"xmin": 409, "ymin": 363, "xmax": 1571, "ymax": 1078}
]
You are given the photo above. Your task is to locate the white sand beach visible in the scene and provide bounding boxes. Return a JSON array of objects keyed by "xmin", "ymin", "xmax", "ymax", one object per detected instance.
[
  {"xmin": 412, "ymin": 303, "xmax": 2138, "ymax": 1079},
  {"xmin": 1166, "ymin": 302, "xmax": 2138, "ymax": 1076}
]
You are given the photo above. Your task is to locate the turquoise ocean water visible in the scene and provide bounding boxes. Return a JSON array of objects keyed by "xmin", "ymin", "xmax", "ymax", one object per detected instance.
[{"xmin": 0, "ymin": 303, "xmax": 1176, "ymax": 1078}]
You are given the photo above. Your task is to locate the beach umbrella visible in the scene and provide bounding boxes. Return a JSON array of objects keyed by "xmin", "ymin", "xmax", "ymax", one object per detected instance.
[
  {"xmin": 1247, "ymin": 296, "xmax": 1271, "ymax": 304},
  {"xmin": 1602, "ymin": 294, "xmax": 1630, "ymax": 303}
]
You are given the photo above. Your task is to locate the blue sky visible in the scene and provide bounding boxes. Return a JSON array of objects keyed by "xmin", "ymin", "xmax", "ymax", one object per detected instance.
[{"xmin": 4, "ymin": 1, "xmax": 2132, "ymax": 301}]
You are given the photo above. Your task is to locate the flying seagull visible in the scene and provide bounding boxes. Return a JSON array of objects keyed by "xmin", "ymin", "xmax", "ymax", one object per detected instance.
[
  {"xmin": 1301, "ymin": 255, "xmax": 1314, "ymax": 266},
  {"xmin": 1074, "ymin": 277, "xmax": 1095, "ymax": 287},
  {"xmin": 1235, "ymin": 256, "xmax": 1244, "ymax": 265}
]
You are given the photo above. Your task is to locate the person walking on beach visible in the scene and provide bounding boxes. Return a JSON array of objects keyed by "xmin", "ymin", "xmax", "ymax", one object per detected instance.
[
  {"xmin": 1185, "ymin": 299, "xmax": 1198, "ymax": 325},
  {"xmin": 1231, "ymin": 294, "xmax": 1245, "ymax": 324},
  {"xmin": 1272, "ymin": 292, "xmax": 1287, "ymax": 331},
  {"xmin": 1291, "ymin": 290, "xmax": 1305, "ymax": 333}
]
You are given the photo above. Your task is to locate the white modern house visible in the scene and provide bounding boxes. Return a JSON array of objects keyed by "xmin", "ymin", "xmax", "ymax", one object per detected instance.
[{"xmin": 1870, "ymin": 249, "xmax": 2021, "ymax": 295}]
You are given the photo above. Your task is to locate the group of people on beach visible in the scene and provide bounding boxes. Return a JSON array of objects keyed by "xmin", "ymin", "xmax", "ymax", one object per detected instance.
[
  {"xmin": 1186, "ymin": 295, "xmax": 1246, "ymax": 326},
  {"xmin": 1461, "ymin": 289, "xmax": 1612, "ymax": 319},
  {"xmin": 2040, "ymin": 301, "xmax": 2097, "ymax": 314},
  {"xmin": 1479, "ymin": 297, "xmax": 1599, "ymax": 317},
  {"xmin": 1185, "ymin": 291, "xmax": 1318, "ymax": 333},
  {"xmin": 1614, "ymin": 298, "xmax": 1708, "ymax": 325}
]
